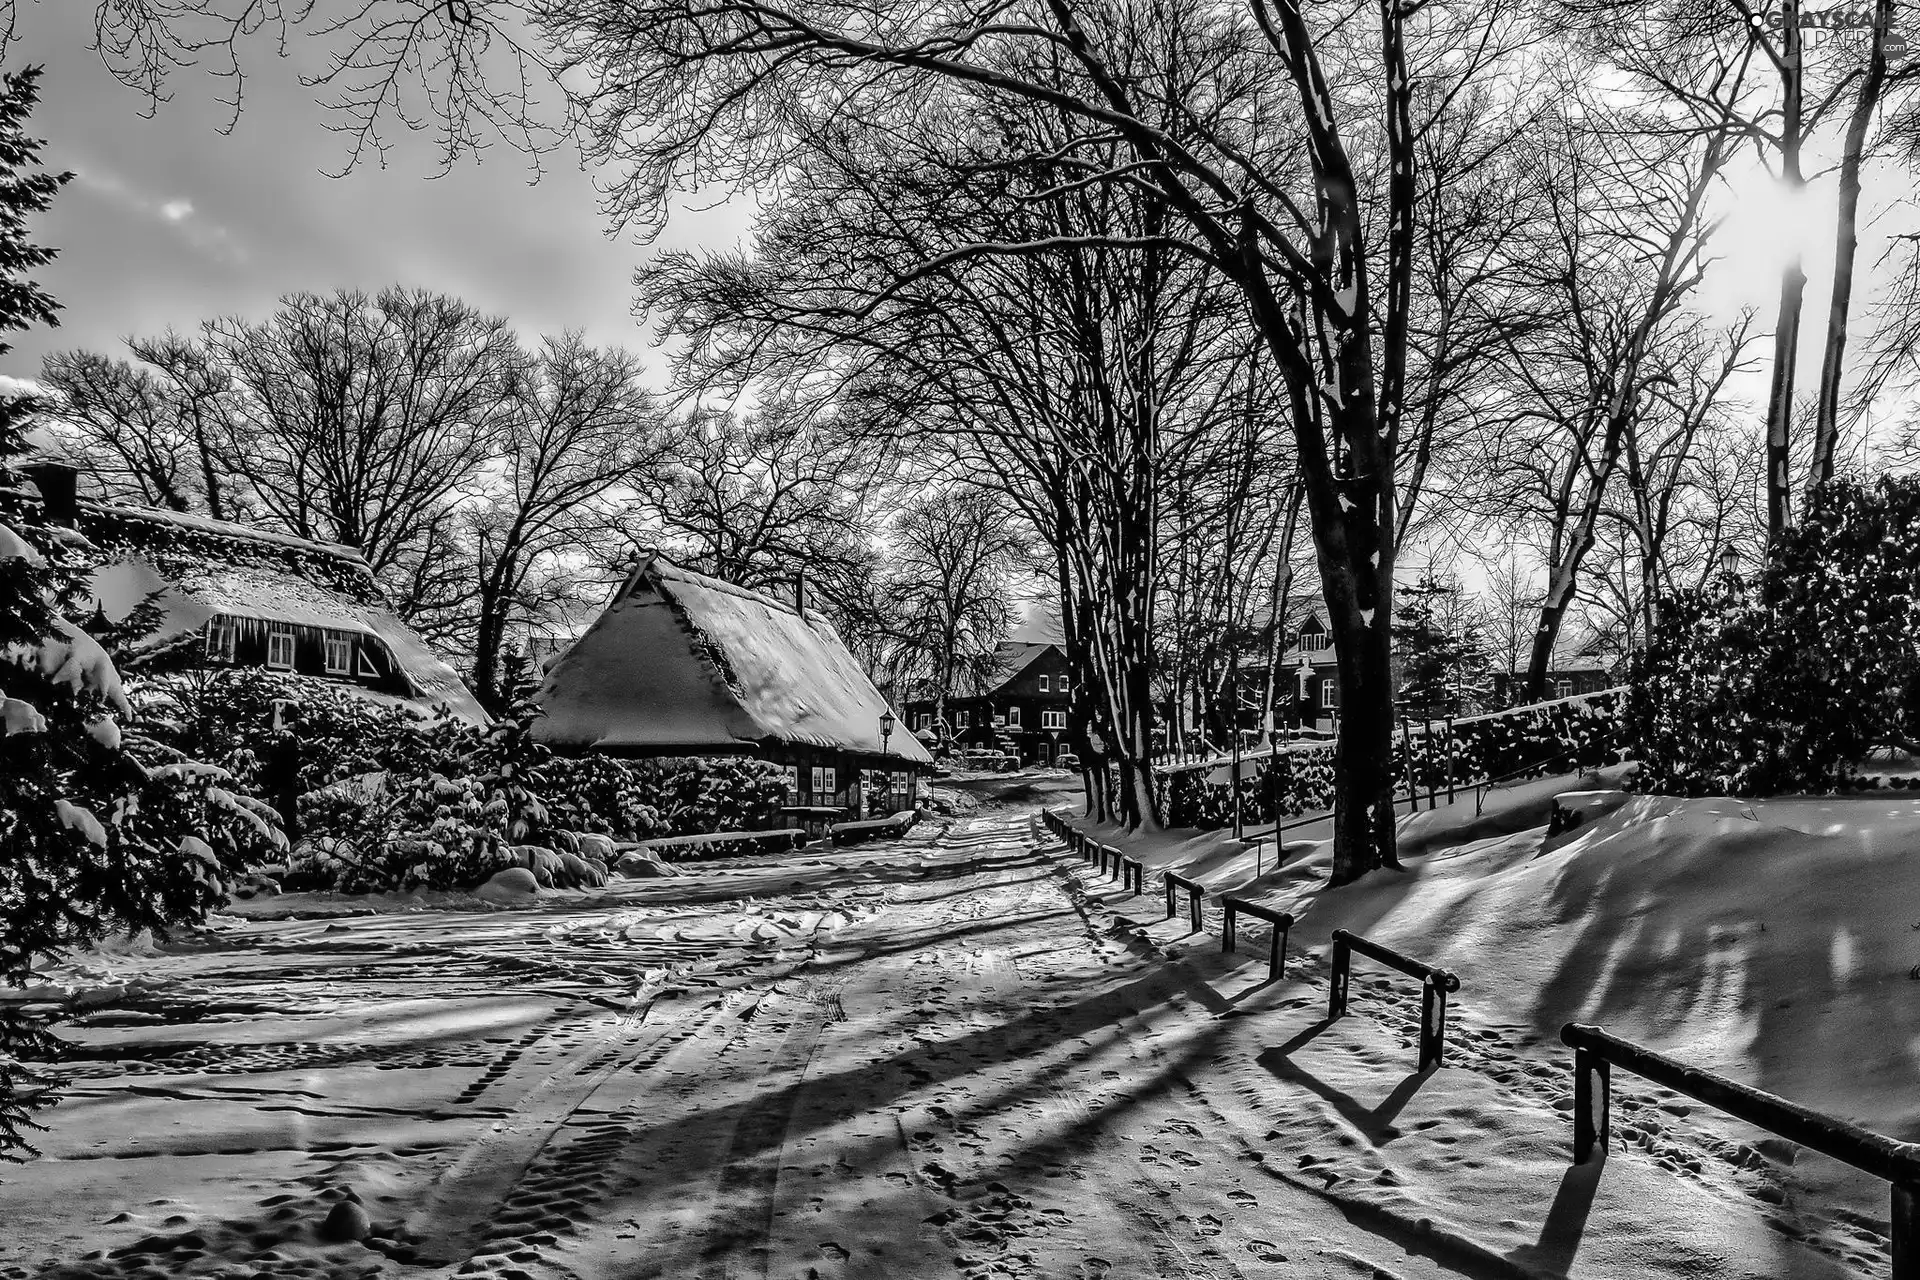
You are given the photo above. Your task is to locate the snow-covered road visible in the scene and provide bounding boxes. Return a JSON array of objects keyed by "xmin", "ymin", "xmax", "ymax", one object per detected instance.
[{"xmin": 0, "ymin": 810, "xmax": 1876, "ymax": 1278}]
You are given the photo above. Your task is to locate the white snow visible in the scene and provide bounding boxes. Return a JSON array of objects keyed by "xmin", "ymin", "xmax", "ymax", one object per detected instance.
[
  {"xmin": 3, "ymin": 788, "xmax": 1912, "ymax": 1278},
  {"xmin": 0, "ymin": 519, "xmax": 43, "ymax": 563},
  {"xmin": 2, "ymin": 695, "xmax": 45, "ymax": 735},
  {"xmin": 4, "ymin": 618, "xmax": 132, "ymax": 714},
  {"xmin": 55, "ymin": 798, "xmax": 109, "ymax": 846}
]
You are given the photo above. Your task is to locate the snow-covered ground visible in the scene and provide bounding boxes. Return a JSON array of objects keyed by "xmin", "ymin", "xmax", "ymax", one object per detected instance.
[{"xmin": 0, "ymin": 780, "xmax": 1910, "ymax": 1277}]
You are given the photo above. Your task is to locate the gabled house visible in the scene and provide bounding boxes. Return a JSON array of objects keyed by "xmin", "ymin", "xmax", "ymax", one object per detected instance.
[
  {"xmin": 25, "ymin": 461, "xmax": 488, "ymax": 724},
  {"xmin": 902, "ymin": 642, "xmax": 1075, "ymax": 767},
  {"xmin": 532, "ymin": 552, "xmax": 932, "ymax": 816}
]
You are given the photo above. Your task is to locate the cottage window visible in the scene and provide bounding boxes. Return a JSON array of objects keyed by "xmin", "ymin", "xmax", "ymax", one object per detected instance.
[
  {"xmin": 1038, "ymin": 675, "xmax": 1050, "ymax": 693},
  {"xmin": 811, "ymin": 766, "xmax": 825, "ymax": 795},
  {"xmin": 786, "ymin": 765, "xmax": 799, "ymax": 798},
  {"xmin": 1321, "ymin": 677, "xmax": 1339, "ymax": 707},
  {"xmin": 1556, "ymin": 679, "xmax": 1573, "ymax": 700},
  {"xmin": 956, "ymin": 710, "xmax": 970, "ymax": 729},
  {"xmin": 1042, "ymin": 709, "xmax": 1066, "ymax": 730},
  {"xmin": 1302, "ymin": 630, "xmax": 1330, "ymax": 652},
  {"xmin": 357, "ymin": 648, "xmax": 381, "ymax": 679},
  {"xmin": 205, "ymin": 617, "xmax": 239, "ymax": 663},
  {"xmin": 324, "ymin": 633, "xmax": 352, "ymax": 674},
  {"xmin": 1007, "ymin": 706, "xmax": 1022, "ymax": 727},
  {"xmin": 822, "ymin": 767, "xmax": 837, "ymax": 795},
  {"xmin": 917, "ymin": 713, "xmax": 931, "ymax": 731},
  {"xmin": 266, "ymin": 628, "xmax": 296, "ymax": 670}
]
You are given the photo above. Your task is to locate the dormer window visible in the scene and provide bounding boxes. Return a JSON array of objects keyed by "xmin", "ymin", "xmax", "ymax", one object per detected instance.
[{"xmin": 324, "ymin": 632, "xmax": 352, "ymax": 674}]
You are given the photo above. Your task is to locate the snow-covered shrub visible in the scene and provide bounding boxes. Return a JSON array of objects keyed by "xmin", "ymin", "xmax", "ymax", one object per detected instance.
[
  {"xmin": 647, "ymin": 756, "xmax": 788, "ymax": 836},
  {"xmin": 539, "ymin": 754, "xmax": 662, "ymax": 840},
  {"xmin": 1630, "ymin": 476, "xmax": 1920, "ymax": 794},
  {"xmin": 137, "ymin": 667, "xmax": 479, "ymax": 794}
]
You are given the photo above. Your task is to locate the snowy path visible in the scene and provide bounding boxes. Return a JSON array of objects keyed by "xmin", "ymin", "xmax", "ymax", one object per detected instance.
[{"xmin": 0, "ymin": 811, "xmax": 1880, "ymax": 1279}]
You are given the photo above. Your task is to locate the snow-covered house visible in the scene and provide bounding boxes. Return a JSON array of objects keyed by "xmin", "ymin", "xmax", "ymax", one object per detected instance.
[
  {"xmin": 902, "ymin": 642, "xmax": 1074, "ymax": 767},
  {"xmin": 532, "ymin": 552, "xmax": 932, "ymax": 815},
  {"xmin": 24, "ymin": 462, "xmax": 488, "ymax": 724}
]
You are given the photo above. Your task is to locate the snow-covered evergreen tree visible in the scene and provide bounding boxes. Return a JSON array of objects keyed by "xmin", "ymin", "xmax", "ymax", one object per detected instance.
[
  {"xmin": 0, "ymin": 67, "xmax": 281, "ymax": 1164},
  {"xmin": 1391, "ymin": 573, "xmax": 1491, "ymax": 719}
]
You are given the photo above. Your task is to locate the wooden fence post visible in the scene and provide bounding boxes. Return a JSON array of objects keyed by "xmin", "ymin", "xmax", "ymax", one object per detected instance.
[
  {"xmin": 1329, "ymin": 933, "xmax": 1352, "ymax": 1019},
  {"xmin": 1573, "ymin": 1046, "xmax": 1610, "ymax": 1164},
  {"xmin": 1419, "ymin": 979, "xmax": 1449, "ymax": 1070},
  {"xmin": 1894, "ymin": 1182, "xmax": 1919, "ymax": 1280}
]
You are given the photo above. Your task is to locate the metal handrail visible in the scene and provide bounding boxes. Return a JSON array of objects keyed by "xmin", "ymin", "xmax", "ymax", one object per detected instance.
[
  {"xmin": 1222, "ymin": 898, "xmax": 1294, "ymax": 981},
  {"xmin": 1329, "ymin": 929, "xmax": 1461, "ymax": 1070},
  {"xmin": 1561, "ymin": 1022, "xmax": 1920, "ymax": 1278},
  {"xmin": 1163, "ymin": 871, "xmax": 1205, "ymax": 932}
]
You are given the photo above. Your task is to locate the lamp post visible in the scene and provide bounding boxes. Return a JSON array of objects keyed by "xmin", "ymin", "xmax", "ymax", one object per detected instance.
[{"xmin": 879, "ymin": 711, "xmax": 895, "ymax": 814}]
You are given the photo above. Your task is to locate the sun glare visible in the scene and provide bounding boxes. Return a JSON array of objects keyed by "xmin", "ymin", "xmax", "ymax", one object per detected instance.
[{"xmin": 1703, "ymin": 165, "xmax": 1837, "ymax": 316}]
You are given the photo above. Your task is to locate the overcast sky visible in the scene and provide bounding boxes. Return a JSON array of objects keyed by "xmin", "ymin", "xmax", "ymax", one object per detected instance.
[{"xmin": 2, "ymin": 2, "xmax": 752, "ymax": 387}]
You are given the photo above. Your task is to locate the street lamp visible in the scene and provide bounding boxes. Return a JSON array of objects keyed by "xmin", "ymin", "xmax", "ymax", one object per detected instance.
[
  {"xmin": 879, "ymin": 710, "xmax": 895, "ymax": 815},
  {"xmin": 1717, "ymin": 544, "xmax": 1743, "ymax": 602}
]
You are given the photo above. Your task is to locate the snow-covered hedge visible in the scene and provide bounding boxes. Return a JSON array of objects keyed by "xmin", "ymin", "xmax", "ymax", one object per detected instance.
[{"xmin": 1158, "ymin": 692, "xmax": 1627, "ymax": 830}]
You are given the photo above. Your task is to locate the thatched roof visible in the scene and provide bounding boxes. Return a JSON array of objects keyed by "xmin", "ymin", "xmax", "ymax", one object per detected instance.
[
  {"xmin": 82, "ymin": 506, "xmax": 487, "ymax": 724},
  {"xmin": 533, "ymin": 553, "xmax": 932, "ymax": 765}
]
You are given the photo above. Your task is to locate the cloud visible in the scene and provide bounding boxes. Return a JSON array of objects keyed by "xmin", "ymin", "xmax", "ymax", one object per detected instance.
[{"xmin": 71, "ymin": 164, "xmax": 246, "ymax": 265}]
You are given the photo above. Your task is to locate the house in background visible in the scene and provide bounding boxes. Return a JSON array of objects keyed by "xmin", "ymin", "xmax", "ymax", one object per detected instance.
[
  {"xmin": 26, "ymin": 461, "xmax": 489, "ymax": 724},
  {"xmin": 1220, "ymin": 612, "xmax": 1620, "ymax": 740},
  {"xmin": 903, "ymin": 642, "xmax": 1075, "ymax": 767},
  {"xmin": 533, "ymin": 552, "xmax": 932, "ymax": 816},
  {"xmin": 1490, "ymin": 664, "xmax": 1616, "ymax": 706}
]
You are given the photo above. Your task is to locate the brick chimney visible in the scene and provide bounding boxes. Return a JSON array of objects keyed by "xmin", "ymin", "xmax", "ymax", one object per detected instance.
[{"xmin": 24, "ymin": 460, "xmax": 78, "ymax": 526}]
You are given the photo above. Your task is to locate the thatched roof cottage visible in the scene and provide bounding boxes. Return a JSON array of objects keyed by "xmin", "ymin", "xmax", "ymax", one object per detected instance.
[{"xmin": 533, "ymin": 553, "xmax": 930, "ymax": 816}]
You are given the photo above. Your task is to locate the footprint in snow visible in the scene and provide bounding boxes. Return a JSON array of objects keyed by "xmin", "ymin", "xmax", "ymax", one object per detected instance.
[{"xmin": 819, "ymin": 1241, "xmax": 851, "ymax": 1260}]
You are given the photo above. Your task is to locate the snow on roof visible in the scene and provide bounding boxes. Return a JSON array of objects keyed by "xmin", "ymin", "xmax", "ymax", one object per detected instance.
[
  {"xmin": 948, "ymin": 641, "xmax": 1061, "ymax": 699},
  {"xmin": 90, "ymin": 555, "xmax": 488, "ymax": 724},
  {"xmin": 534, "ymin": 554, "xmax": 933, "ymax": 764},
  {"xmin": 82, "ymin": 500, "xmax": 370, "ymax": 568}
]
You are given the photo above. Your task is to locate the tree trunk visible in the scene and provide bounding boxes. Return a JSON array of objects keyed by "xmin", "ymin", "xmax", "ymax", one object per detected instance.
[
  {"xmin": 1812, "ymin": 0, "xmax": 1890, "ymax": 491},
  {"xmin": 1765, "ymin": 12, "xmax": 1807, "ymax": 549}
]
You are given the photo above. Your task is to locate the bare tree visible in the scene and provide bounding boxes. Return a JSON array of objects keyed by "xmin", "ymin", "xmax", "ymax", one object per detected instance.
[
  {"xmin": 631, "ymin": 401, "xmax": 887, "ymax": 634},
  {"xmin": 1474, "ymin": 98, "xmax": 1734, "ymax": 700},
  {"xmin": 468, "ymin": 332, "xmax": 667, "ymax": 712},
  {"xmin": 203, "ymin": 287, "xmax": 519, "ymax": 630},
  {"xmin": 873, "ymin": 485, "xmax": 1034, "ymax": 735}
]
